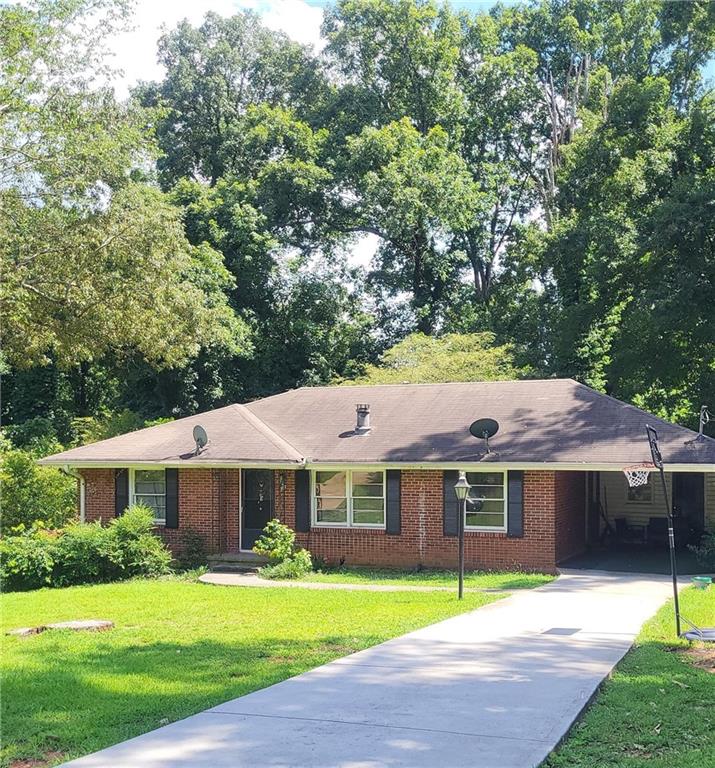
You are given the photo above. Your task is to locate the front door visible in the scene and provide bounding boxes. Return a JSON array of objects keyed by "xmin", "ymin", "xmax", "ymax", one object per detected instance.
[
  {"xmin": 673, "ymin": 473, "xmax": 705, "ymax": 532},
  {"xmin": 241, "ymin": 469, "xmax": 274, "ymax": 551}
]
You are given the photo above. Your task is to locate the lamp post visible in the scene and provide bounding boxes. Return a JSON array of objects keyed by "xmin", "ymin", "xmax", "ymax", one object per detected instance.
[{"xmin": 454, "ymin": 472, "xmax": 471, "ymax": 599}]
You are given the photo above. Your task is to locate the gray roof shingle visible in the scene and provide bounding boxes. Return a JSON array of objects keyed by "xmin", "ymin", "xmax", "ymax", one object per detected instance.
[{"xmin": 40, "ymin": 379, "xmax": 715, "ymax": 467}]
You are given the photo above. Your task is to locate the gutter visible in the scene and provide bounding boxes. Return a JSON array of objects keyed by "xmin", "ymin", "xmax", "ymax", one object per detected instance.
[{"xmin": 60, "ymin": 466, "xmax": 85, "ymax": 523}]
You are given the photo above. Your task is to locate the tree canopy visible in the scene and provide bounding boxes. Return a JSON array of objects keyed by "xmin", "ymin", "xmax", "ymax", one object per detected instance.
[{"xmin": 1, "ymin": 0, "xmax": 714, "ymax": 447}]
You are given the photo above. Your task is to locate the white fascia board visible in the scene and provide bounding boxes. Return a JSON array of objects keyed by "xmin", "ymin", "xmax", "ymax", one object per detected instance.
[
  {"xmin": 40, "ymin": 460, "xmax": 305, "ymax": 470},
  {"xmin": 42, "ymin": 459, "xmax": 715, "ymax": 473}
]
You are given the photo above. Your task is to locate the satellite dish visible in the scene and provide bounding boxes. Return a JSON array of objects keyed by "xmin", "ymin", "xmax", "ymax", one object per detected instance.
[
  {"xmin": 193, "ymin": 425, "xmax": 208, "ymax": 455},
  {"xmin": 469, "ymin": 418, "xmax": 499, "ymax": 454}
]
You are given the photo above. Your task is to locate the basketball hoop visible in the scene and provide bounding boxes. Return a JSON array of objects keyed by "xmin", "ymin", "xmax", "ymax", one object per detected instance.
[{"xmin": 622, "ymin": 462, "xmax": 655, "ymax": 488}]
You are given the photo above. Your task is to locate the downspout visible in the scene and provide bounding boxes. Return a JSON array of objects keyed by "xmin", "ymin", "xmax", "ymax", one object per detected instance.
[{"xmin": 61, "ymin": 466, "xmax": 85, "ymax": 523}]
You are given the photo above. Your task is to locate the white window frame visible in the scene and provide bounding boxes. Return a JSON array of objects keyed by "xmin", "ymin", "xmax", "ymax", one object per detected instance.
[
  {"xmin": 311, "ymin": 469, "xmax": 386, "ymax": 529},
  {"xmin": 129, "ymin": 467, "xmax": 167, "ymax": 526},
  {"xmin": 463, "ymin": 469, "xmax": 508, "ymax": 533}
]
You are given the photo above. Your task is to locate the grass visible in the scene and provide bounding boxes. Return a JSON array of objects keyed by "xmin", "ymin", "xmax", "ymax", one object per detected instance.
[
  {"xmin": 280, "ymin": 565, "xmax": 555, "ymax": 590},
  {"xmin": 545, "ymin": 587, "xmax": 715, "ymax": 768},
  {"xmin": 0, "ymin": 578, "xmax": 500, "ymax": 767}
]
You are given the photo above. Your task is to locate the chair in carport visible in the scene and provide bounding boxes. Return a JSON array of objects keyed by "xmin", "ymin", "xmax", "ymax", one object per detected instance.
[{"xmin": 614, "ymin": 517, "xmax": 646, "ymax": 544}]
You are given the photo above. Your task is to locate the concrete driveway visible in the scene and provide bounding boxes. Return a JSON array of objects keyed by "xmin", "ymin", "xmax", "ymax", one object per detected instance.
[{"xmin": 65, "ymin": 570, "xmax": 673, "ymax": 768}]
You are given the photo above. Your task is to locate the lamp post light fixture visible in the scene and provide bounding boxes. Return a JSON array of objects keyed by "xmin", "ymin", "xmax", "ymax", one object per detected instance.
[{"xmin": 454, "ymin": 472, "xmax": 471, "ymax": 599}]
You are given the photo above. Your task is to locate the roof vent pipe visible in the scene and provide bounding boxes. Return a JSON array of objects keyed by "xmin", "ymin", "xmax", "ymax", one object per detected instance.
[{"xmin": 356, "ymin": 403, "xmax": 371, "ymax": 433}]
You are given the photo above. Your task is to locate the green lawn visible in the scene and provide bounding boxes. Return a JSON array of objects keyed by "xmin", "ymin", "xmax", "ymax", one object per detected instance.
[
  {"xmin": 1, "ymin": 579, "xmax": 499, "ymax": 767},
  {"xmin": 545, "ymin": 587, "xmax": 715, "ymax": 768},
  {"xmin": 277, "ymin": 566, "xmax": 554, "ymax": 590}
]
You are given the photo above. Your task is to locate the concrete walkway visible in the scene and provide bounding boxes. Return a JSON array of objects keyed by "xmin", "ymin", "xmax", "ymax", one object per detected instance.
[
  {"xmin": 199, "ymin": 571, "xmax": 508, "ymax": 593},
  {"xmin": 65, "ymin": 570, "xmax": 673, "ymax": 768}
]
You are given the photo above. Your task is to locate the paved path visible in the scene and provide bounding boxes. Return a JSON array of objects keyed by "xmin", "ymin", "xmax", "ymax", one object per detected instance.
[
  {"xmin": 65, "ymin": 570, "xmax": 673, "ymax": 768},
  {"xmin": 199, "ymin": 571, "xmax": 508, "ymax": 593}
]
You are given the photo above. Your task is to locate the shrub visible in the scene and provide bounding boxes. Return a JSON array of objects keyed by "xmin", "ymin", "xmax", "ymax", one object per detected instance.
[
  {"xmin": 689, "ymin": 532, "xmax": 715, "ymax": 570},
  {"xmin": 0, "ymin": 526, "xmax": 57, "ymax": 591},
  {"xmin": 0, "ymin": 506, "xmax": 171, "ymax": 591},
  {"xmin": 108, "ymin": 506, "xmax": 172, "ymax": 578},
  {"xmin": 0, "ymin": 437, "xmax": 76, "ymax": 531},
  {"xmin": 176, "ymin": 527, "xmax": 208, "ymax": 570},
  {"xmin": 252, "ymin": 519, "xmax": 295, "ymax": 564},
  {"xmin": 52, "ymin": 521, "xmax": 120, "ymax": 587},
  {"xmin": 253, "ymin": 520, "xmax": 312, "ymax": 580},
  {"xmin": 259, "ymin": 549, "xmax": 312, "ymax": 580}
]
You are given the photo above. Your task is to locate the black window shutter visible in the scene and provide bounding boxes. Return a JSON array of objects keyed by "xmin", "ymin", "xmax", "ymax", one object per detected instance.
[
  {"xmin": 165, "ymin": 469, "xmax": 179, "ymax": 529},
  {"xmin": 443, "ymin": 470, "xmax": 459, "ymax": 537},
  {"xmin": 295, "ymin": 469, "xmax": 311, "ymax": 532},
  {"xmin": 507, "ymin": 470, "xmax": 524, "ymax": 538},
  {"xmin": 386, "ymin": 470, "xmax": 401, "ymax": 535},
  {"xmin": 115, "ymin": 469, "xmax": 129, "ymax": 517}
]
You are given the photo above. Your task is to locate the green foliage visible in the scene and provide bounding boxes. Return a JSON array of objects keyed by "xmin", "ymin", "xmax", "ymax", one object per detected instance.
[
  {"xmin": 253, "ymin": 519, "xmax": 313, "ymax": 579},
  {"xmin": 252, "ymin": 519, "xmax": 296, "ymax": 564},
  {"xmin": 0, "ymin": 506, "xmax": 171, "ymax": 592},
  {"xmin": 343, "ymin": 332, "xmax": 526, "ymax": 385},
  {"xmin": 0, "ymin": 526, "xmax": 56, "ymax": 591},
  {"xmin": 0, "ymin": 436, "xmax": 76, "ymax": 531},
  {"xmin": 259, "ymin": 549, "xmax": 313, "ymax": 580},
  {"xmin": 688, "ymin": 533, "xmax": 715, "ymax": 570}
]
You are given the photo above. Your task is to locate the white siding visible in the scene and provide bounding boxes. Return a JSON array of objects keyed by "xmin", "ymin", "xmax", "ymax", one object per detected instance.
[{"xmin": 599, "ymin": 471, "xmax": 714, "ymax": 532}]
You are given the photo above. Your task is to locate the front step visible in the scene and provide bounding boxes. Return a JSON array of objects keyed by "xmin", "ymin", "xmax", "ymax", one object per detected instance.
[{"xmin": 207, "ymin": 552, "xmax": 267, "ymax": 573}]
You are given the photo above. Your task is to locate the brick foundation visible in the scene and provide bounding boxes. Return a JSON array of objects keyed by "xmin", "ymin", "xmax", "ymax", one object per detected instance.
[{"xmin": 80, "ymin": 467, "xmax": 586, "ymax": 572}]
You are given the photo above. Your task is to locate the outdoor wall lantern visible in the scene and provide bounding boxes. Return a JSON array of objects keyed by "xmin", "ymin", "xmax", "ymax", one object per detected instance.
[{"xmin": 454, "ymin": 472, "xmax": 470, "ymax": 599}]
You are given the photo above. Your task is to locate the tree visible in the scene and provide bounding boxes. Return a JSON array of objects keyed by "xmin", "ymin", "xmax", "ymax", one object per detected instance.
[
  {"xmin": 544, "ymin": 78, "xmax": 715, "ymax": 424},
  {"xmin": 140, "ymin": 12, "xmax": 327, "ymax": 188},
  {"xmin": 0, "ymin": 0, "xmax": 248, "ymax": 372},
  {"xmin": 342, "ymin": 332, "xmax": 526, "ymax": 385},
  {"xmin": 342, "ymin": 119, "xmax": 480, "ymax": 333}
]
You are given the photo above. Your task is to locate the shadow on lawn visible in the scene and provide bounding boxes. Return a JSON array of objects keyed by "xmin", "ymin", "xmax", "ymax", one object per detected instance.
[{"xmin": 1, "ymin": 634, "xmax": 371, "ymax": 766}]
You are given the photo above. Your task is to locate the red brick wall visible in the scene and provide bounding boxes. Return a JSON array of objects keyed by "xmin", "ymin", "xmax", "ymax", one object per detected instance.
[
  {"xmin": 79, "ymin": 467, "xmax": 586, "ymax": 571},
  {"xmin": 294, "ymin": 470, "xmax": 567, "ymax": 572},
  {"xmin": 554, "ymin": 471, "xmax": 587, "ymax": 562},
  {"xmin": 80, "ymin": 468, "xmax": 240, "ymax": 555},
  {"xmin": 83, "ymin": 469, "xmax": 115, "ymax": 524}
]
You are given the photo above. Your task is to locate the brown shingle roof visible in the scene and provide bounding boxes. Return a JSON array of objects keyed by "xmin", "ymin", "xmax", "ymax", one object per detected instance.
[
  {"xmin": 40, "ymin": 379, "xmax": 715, "ymax": 467},
  {"xmin": 39, "ymin": 405, "xmax": 302, "ymax": 465}
]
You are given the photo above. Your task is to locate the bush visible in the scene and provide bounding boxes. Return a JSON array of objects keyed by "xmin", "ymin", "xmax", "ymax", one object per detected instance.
[
  {"xmin": 252, "ymin": 519, "xmax": 295, "ymax": 563},
  {"xmin": 0, "ymin": 526, "xmax": 57, "ymax": 591},
  {"xmin": 689, "ymin": 532, "xmax": 715, "ymax": 570},
  {"xmin": 176, "ymin": 527, "xmax": 208, "ymax": 570},
  {"xmin": 259, "ymin": 549, "xmax": 313, "ymax": 580},
  {"xmin": 0, "ymin": 436, "xmax": 76, "ymax": 531},
  {"xmin": 253, "ymin": 519, "xmax": 312, "ymax": 580},
  {"xmin": 52, "ymin": 521, "xmax": 120, "ymax": 587},
  {"xmin": 0, "ymin": 506, "xmax": 171, "ymax": 591}
]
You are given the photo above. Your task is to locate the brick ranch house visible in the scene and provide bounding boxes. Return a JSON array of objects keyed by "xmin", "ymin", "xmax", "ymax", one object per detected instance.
[{"xmin": 40, "ymin": 380, "xmax": 715, "ymax": 573}]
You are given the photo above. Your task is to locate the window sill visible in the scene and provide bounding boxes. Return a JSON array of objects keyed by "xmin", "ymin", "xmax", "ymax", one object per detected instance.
[
  {"xmin": 311, "ymin": 524, "xmax": 386, "ymax": 532},
  {"xmin": 464, "ymin": 527, "xmax": 507, "ymax": 534}
]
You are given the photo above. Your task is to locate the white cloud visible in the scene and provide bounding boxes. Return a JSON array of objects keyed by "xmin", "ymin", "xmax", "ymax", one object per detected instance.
[
  {"xmin": 107, "ymin": 0, "xmax": 324, "ymax": 99},
  {"xmin": 257, "ymin": 0, "xmax": 324, "ymax": 48}
]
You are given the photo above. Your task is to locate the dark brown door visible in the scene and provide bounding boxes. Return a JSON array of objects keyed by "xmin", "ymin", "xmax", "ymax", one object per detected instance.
[
  {"xmin": 242, "ymin": 469, "xmax": 274, "ymax": 550},
  {"xmin": 673, "ymin": 473, "xmax": 705, "ymax": 532}
]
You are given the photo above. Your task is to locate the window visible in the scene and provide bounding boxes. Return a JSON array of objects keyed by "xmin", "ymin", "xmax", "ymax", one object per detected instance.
[
  {"xmin": 132, "ymin": 469, "xmax": 166, "ymax": 524},
  {"xmin": 464, "ymin": 471, "xmax": 507, "ymax": 531},
  {"xmin": 627, "ymin": 476, "xmax": 652, "ymax": 503},
  {"xmin": 313, "ymin": 470, "xmax": 385, "ymax": 528}
]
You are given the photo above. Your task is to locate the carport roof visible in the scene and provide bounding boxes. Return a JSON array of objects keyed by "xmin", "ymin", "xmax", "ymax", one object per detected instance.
[{"xmin": 39, "ymin": 379, "xmax": 715, "ymax": 468}]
